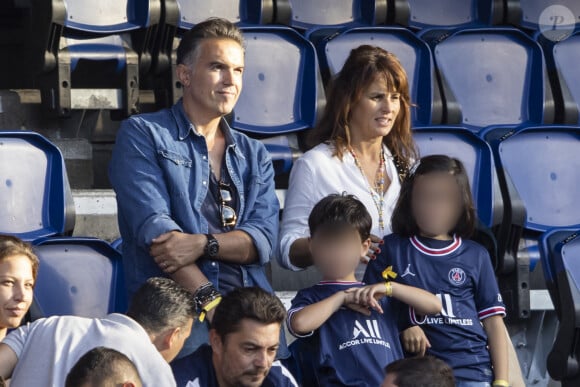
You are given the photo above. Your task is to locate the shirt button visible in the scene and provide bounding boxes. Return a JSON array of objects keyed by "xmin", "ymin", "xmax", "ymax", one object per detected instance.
[
  {"xmin": 202, "ymin": 181, "xmax": 207, "ymax": 185},
  {"xmin": 202, "ymin": 155, "xmax": 207, "ymax": 160},
  {"xmin": 212, "ymin": 262, "xmax": 216, "ymax": 266}
]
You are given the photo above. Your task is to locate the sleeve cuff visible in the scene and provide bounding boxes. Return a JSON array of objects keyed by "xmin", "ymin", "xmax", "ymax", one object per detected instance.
[
  {"xmin": 286, "ymin": 308, "xmax": 314, "ymax": 338},
  {"xmin": 478, "ymin": 306, "xmax": 507, "ymax": 320}
]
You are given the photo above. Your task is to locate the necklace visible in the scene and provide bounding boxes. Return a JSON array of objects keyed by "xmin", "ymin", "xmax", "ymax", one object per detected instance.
[{"xmin": 348, "ymin": 146, "xmax": 386, "ymax": 233}]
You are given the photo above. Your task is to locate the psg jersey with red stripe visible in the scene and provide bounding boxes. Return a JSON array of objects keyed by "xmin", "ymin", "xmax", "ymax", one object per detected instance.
[
  {"xmin": 364, "ymin": 233, "xmax": 506, "ymax": 382},
  {"xmin": 288, "ymin": 282, "xmax": 404, "ymax": 386}
]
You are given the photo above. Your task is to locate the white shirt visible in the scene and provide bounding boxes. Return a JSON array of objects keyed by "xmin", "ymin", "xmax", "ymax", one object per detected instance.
[
  {"xmin": 2, "ymin": 313, "xmax": 176, "ymax": 387},
  {"xmin": 278, "ymin": 142, "xmax": 401, "ymax": 277}
]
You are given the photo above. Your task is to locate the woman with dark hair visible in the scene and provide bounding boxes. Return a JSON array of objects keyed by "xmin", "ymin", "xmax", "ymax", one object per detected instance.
[
  {"xmin": 0, "ymin": 235, "xmax": 38, "ymax": 341},
  {"xmin": 278, "ymin": 45, "xmax": 417, "ymax": 278}
]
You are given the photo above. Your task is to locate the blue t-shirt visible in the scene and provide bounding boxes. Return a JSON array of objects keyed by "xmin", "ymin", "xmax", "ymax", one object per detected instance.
[
  {"xmin": 364, "ymin": 234, "xmax": 506, "ymax": 382},
  {"xmin": 171, "ymin": 344, "xmax": 298, "ymax": 387},
  {"xmin": 288, "ymin": 281, "xmax": 404, "ymax": 386}
]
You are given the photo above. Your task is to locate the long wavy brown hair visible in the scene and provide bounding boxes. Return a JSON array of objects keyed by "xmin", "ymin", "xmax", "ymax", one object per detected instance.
[{"xmin": 308, "ymin": 45, "xmax": 417, "ymax": 168}]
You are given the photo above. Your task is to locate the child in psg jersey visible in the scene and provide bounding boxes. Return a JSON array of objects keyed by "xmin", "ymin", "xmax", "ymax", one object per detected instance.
[
  {"xmin": 364, "ymin": 155, "xmax": 509, "ymax": 387},
  {"xmin": 287, "ymin": 194, "xmax": 441, "ymax": 387}
]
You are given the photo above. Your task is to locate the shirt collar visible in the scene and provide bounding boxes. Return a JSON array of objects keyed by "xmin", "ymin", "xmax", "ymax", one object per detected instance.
[{"xmin": 172, "ymin": 99, "xmax": 237, "ymax": 148}]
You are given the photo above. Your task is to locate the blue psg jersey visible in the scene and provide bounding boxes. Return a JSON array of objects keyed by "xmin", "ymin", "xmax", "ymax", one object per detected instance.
[
  {"xmin": 288, "ymin": 281, "xmax": 404, "ymax": 386},
  {"xmin": 364, "ymin": 234, "xmax": 506, "ymax": 382},
  {"xmin": 171, "ymin": 344, "xmax": 298, "ymax": 387}
]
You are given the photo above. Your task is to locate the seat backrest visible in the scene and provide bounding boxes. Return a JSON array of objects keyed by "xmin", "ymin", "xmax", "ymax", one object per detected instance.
[
  {"xmin": 63, "ymin": 0, "xmax": 156, "ymax": 34},
  {"xmin": 404, "ymin": 0, "xmax": 501, "ymax": 29},
  {"xmin": 284, "ymin": 0, "xmax": 387, "ymax": 29},
  {"xmin": 434, "ymin": 28, "xmax": 546, "ymax": 130},
  {"xmin": 552, "ymin": 33, "xmax": 580, "ymax": 124},
  {"xmin": 175, "ymin": 0, "xmax": 274, "ymax": 29},
  {"xmin": 0, "ymin": 131, "xmax": 74, "ymax": 241},
  {"xmin": 31, "ymin": 237, "xmax": 127, "ymax": 319},
  {"xmin": 232, "ymin": 26, "xmax": 322, "ymax": 135},
  {"xmin": 320, "ymin": 26, "xmax": 438, "ymax": 126},
  {"xmin": 498, "ymin": 126, "xmax": 580, "ymax": 232},
  {"xmin": 517, "ymin": 0, "xmax": 580, "ymax": 31},
  {"xmin": 546, "ymin": 230, "xmax": 580, "ymax": 381},
  {"xmin": 413, "ymin": 127, "xmax": 499, "ymax": 228}
]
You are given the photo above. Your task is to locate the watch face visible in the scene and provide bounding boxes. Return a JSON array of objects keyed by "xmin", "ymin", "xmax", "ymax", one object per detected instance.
[{"xmin": 208, "ymin": 241, "xmax": 219, "ymax": 256}]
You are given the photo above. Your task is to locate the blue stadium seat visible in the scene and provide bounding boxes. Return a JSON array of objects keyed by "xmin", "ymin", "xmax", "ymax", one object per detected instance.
[
  {"xmin": 0, "ymin": 0, "xmax": 161, "ymax": 116},
  {"xmin": 30, "ymin": 237, "xmax": 128, "ymax": 319},
  {"xmin": 538, "ymin": 230, "xmax": 580, "ymax": 385},
  {"xmin": 506, "ymin": 0, "xmax": 580, "ymax": 32},
  {"xmin": 277, "ymin": 0, "xmax": 388, "ymax": 30},
  {"xmin": 317, "ymin": 26, "xmax": 441, "ymax": 126},
  {"xmin": 485, "ymin": 125, "xmax": 580, "ymax": 319},
  {"xmin": 538, "ymin": 30, "xmax": 580, "ymax": 124},
  {"xmin": 390, "ymin": 0, "xmax": 505, "ymax": 29},
  {"xmin": 429, "ymin": 28, "xmax": 553, "ymax": 132},
  {"xmin": 171, "ymin": 0, "xmax": 276, "ymax": 29},
  {"xmin": 233, "ymin": 26, "xmax": 323, "ymax": 135},
  {"xmin": 0, "ymin": 131, "xmax": 75, "ymax": 241}
]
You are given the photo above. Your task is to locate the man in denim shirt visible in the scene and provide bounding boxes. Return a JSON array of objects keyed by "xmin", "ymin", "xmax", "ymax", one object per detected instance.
[{"xmin": 109, "ymin": 18, "xmax": 286, "ymax": 358}]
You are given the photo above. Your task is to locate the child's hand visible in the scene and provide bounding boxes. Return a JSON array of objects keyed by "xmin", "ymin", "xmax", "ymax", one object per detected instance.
[
  {"xmin": 344, "ymin": 284, "xmax": 385, "ymax": 314},
  {"xmin": 401, "ymin": 326, "xmax": 431, "ymax": 356},
  {"xmin": 361, "ymin": 234, "xmax": 383, "ymax": 263}
]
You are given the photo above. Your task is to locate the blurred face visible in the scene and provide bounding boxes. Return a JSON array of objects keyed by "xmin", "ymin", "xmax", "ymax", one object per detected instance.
[
  {"xmin": 211, "ymin": 319, "xmax": 281, "ymax": 387},
  {"xmin": 349, "ymin": 76, "xmax": 401, "ymax": 142},
  {"xmin": 0, "ymin": 254, "xmax": 35, "ymax": 331},
  {"xmin": 309, "ymin": 229, "xmax": 370, "ymax": 280},
  {"xmin": 411, "ymin": 172, "xmax": 463, "ymax": 239},
  {"xmin": 179, "ymin": 38, "xmax": 244, "ymax": 119}
]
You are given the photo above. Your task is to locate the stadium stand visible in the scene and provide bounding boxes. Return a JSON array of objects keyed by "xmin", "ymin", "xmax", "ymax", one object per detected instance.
[
  {"xmin": 0, "ymin": 131, "xmax": 75, "ymax": 241},
  {"xmin": 30, "ymin": 237, "xmax": 127, "ymax": 319}
]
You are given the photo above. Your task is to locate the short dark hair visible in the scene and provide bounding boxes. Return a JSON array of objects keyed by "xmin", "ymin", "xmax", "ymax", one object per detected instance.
[
  {"xmin": 177, "ymin": 17, "xmax": 244, "ymax": 65},
  {"xmin": 385, "ymin": 356, "xmax": 455, "ymax": 387},
  {"xmin": 391, "ymin": 155, "xmax": 476, "ymax": 238},
  {"xmin": 308, "ymin": 193, "xmax": 372, "ymax": 241},
  {"xmin": 65, "ymin": 347, "xmax": 141, "ymax": 387},
  {"xmin": 211, "ymin": 287, "xmax": 286, "ymax": 340},
  {"xmin": 126, "ymin": 277, "xmax": 195, "ymax": 334}
]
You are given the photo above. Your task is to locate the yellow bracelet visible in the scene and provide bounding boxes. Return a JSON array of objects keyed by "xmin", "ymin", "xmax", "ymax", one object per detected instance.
[
  {"xmin": 199, "ymin": 296, "xmax": 222, "ymax": 322},
  {"xmin": 492, "ymin": 380, "xmax": 510, "ymax": 387},
  {"xmin": 384, "ymin": 282, "xmax": 393, "ymax": 297}
]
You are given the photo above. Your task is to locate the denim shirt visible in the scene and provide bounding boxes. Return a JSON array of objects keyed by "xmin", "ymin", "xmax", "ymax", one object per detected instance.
[{"xmin": 109, "ymin": 99, "xmax": 280, "ymax": 297}]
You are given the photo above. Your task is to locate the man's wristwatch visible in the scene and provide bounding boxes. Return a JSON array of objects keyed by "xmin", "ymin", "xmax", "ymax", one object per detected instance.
[{"xmin": 204, "ymin": 234, "xmax": 219, "ymax": 259}]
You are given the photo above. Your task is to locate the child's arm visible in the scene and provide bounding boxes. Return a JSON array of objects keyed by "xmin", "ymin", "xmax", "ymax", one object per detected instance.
[
  {"xmin": 347, "ymin": 282, "xmax": 442, "ymax": 316},
  {"xmin": 483, "ymin": 315, "xmax": 509, "ymax": 383},
  {"xmin": 289, "ymin": 291, "xmax": 371, "ymax": 336},
  {"xmin": 391, "ymin": 282, "xmax": 442, "ymax": 315}
]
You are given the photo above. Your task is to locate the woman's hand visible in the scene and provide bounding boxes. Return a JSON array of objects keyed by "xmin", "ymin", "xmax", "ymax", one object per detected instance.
[
  {"xmin": 361, "ymin": 234, "xmax": 383, "ymax": 263},
  {"xmin": 401, "ymin": 326, "xmax": 431, "ymax": 356}
]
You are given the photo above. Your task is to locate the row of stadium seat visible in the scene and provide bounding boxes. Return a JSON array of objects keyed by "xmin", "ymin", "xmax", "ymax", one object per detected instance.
[{"xmin": 1, "ymin": 0, "xmax": 579, "ymax": 123}]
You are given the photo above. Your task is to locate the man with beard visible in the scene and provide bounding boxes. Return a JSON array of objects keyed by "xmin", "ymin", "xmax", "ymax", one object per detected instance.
[{"xmin": 171, "ymin": 287, "xmax": 297, "ymax": 387}]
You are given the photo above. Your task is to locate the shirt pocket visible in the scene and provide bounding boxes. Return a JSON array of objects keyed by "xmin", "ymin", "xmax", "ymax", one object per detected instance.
[{"xmin": 157, "ymin": 149, "xmax": 193, "ymax": 168}]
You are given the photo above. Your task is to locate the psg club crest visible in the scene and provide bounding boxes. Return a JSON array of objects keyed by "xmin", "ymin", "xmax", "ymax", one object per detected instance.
[{"xmin": 448, "ymin": 267, "xmax": 466, "ymax": 285}]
